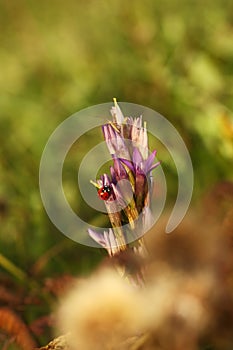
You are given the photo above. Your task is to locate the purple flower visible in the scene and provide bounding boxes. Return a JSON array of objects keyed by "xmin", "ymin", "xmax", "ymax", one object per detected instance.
[
  {"xmin": 88, "ymin": 228, "xmax": 120, "ymax": 256},
  {"xmin": 88, "ymin": 100, "xmax": 160, "ymax": 257},
  {"xmin": 119, "ymin": 148, "xmax": 160, "ymax": 213},
  {"xmin": 128, "ymin": 116, "xmax": 148, "ymax": 159},
  {"xmin": 112, "ymin": 156, "xmax": 129, "ymax": 182},
  {"xmin": 120, "ymin": 148, "xmax": 160, "ymax": 177},
  {"xmin": 102, "ymin": 124, "xmax": 131, "ymax": 160}
]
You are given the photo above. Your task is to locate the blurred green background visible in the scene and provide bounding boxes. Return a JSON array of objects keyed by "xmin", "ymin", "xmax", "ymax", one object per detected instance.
[{"xmin": 0, "ymin": 0, "xmax": 233, "ymax": 346}]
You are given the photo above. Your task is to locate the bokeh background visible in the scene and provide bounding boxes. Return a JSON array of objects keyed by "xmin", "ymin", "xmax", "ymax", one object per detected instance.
[{"xmin": 0, "ymin": 0, "xmax": 233, "ymax": 347}]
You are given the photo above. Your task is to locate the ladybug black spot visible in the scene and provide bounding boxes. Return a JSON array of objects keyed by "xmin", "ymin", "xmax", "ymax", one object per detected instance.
[{"xmin": 98, "ymin": 185, "xmax": 112, "ymax": 200}]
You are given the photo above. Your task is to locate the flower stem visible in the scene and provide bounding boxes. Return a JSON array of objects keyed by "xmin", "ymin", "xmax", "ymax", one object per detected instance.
[{"xmin": 0, "ymin": 252, "xmax": 27, "ymax": 282}]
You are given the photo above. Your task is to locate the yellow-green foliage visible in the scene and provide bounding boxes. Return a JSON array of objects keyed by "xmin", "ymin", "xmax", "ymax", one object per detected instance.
[{"xmin": 0, "ymin": 0, "xmax": 232, "ymax": 347}]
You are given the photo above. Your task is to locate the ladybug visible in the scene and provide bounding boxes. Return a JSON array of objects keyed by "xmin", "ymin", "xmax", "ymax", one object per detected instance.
[{"xmin": 98, "ymin": 185, "xmax": 112, "ymax": 200}]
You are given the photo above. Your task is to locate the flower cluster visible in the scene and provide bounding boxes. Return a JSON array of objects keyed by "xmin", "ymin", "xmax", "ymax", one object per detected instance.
[{"xmin": 88, "ymin": 99, "xmax": 160, "ymax": 258}]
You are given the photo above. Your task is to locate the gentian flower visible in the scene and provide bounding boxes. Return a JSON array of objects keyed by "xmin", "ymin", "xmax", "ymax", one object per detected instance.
[{"xmin": 88, "ymin": 99, "xmax": 160, "ymax": 273}]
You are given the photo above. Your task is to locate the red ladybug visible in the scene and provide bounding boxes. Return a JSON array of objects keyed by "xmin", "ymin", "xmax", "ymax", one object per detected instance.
[{"xmin": 98, "ymin": 185, "xmax": 112, "ymax": 200}]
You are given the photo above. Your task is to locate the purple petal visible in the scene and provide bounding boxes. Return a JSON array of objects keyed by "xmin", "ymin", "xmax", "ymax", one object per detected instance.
[
  {"xmin": 115, "ymin": 178, "xmax": 134, "ymax": 205},
  {"xmin": 149, "ymin": 161, "xmax": 161, "ymax": 172},
  {"xmin": 103, "ymin": 230, "xmax": 112, "ymax": 255},
  {"xmin": 113, "ymin": 157, "xmax": 128, "ymax": 180},
  {"xmin": 119, "ymin": 158, "xmax": 135, "ymax": 173},
  {"xmin": 102, "ymin": 124, "xmax": 108, "ymax": 139},
  {"xmin": 110, "ymin": 100, "xmax": 125, "ymax": 124},
  {"xmin": 103, "ymin": 124, "xmax": 131, "ymax": 160},
  {"xmin": 132, "ymin": 147, "xmax": 143, "ymax": 167},
  {"xmin": 144, "ymin": 150, "xmax": 157, "ymax": 173},
  {"xmin": 139, "ymin": 125, "xmax": 148, "ymax": 158},
  {"xmin": 131, "ymin": 117, "xmax": 141, "ymax": 144},
  {"xmin": 88, "ymin": 229, "xmax": 106, "ymax": 248},
  {"xmin": 115, "ymin": 133, "xmax": 130, "ymax": 159},
  {"xmin": 103, "ymin": 173, "xmax": 111, "ymax": 186},
  {"xmin": 110, "ymin": 166, "xmax": 117, "ymax": 184},
  {"xmin": 126, "ymin": 116, "xmax": 134, "ymax": 124},
  {"xmin": 109, "ymin": 124, "xmax": 117, "ymax": 140},
  {"xmin": 111, "ymin": 183, "xmax": 126, "ymax": 208},
  {"xmin": 103, "ymin": 229, "xmax": 119, "ymax": 256},
  {"xmin": 134, "ymin": 116, "xmax": 142, "ymax": 129},
  {"xmin": 102, "ymin": 125, "xmax": 115, "ymax": 154}
]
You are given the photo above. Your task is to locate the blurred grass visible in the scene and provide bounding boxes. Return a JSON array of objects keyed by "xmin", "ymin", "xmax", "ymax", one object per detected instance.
[{"xmin": 0, "ymin": 0, "xmax": 233, "ymax": 346}]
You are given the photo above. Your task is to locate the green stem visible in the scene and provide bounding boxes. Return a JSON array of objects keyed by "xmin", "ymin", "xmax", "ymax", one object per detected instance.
[{"xmin": 0, "ymin": 252, "xmax": 27, "ymax": 282}]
